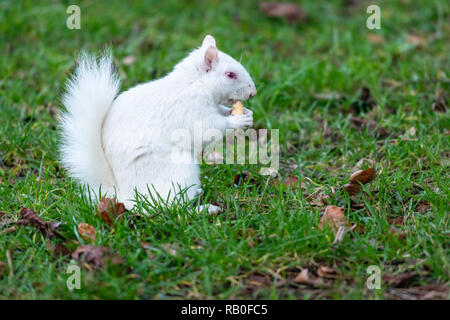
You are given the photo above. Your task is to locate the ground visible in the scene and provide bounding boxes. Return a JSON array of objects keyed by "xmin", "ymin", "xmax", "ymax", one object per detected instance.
[{"xmin": 0, "ymin": 0, "xmax": 449, "ymax": 299}]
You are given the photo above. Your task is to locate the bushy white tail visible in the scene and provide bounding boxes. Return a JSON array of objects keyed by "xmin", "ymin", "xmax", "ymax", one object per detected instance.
[{"xmin": 60, "ymin": 52, "xmax": 120, "ymax": 197}]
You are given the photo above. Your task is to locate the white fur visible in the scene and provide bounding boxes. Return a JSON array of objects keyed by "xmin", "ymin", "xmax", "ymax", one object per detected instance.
[
  {"xmin": 60, "ymin": 52, "xmax": 120, "ymax": 196},
  {"xmin": 60, "ymin": 35, "xmax": 256, "ymax": 211}
]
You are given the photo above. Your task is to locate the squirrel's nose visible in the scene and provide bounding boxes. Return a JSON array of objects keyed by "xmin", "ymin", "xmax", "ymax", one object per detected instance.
[{"xmin": 248, "ymin": 87, "xmax": 257, "ymax": 99}]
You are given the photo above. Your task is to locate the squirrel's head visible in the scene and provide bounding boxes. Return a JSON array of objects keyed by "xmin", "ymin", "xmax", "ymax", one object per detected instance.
[{"xmin": 175, "ymin": 35, "xmax": 257, "ymax": 105}]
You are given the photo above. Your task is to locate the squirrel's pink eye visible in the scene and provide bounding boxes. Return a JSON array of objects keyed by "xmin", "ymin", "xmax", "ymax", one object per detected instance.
[{"xmin": 225, "ymin": 72, "xmax": 237, "ymax": 79}]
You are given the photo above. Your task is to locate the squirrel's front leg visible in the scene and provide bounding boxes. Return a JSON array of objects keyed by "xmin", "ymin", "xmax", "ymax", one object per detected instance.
[
  {"xmin": 208, "ymin": 105, "xmax": 253, "ymax": 134},
  {"xmin": 226, "ymin": 107, "xmax": 253, "ymax": 130}
]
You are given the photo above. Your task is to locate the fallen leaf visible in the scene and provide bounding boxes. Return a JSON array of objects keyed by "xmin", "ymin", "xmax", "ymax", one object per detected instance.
[
  {"xmin": 386, "ymin": 283, "xmax": 449, "ymax": 300},
  {"xmin": 343, "ymin": 182, "xmax": 361, "ymax": 196},
  {"xmin": 306, "ymin": 192, "xmax": 331, "ymax": 207},
  {"xmin": 388, "ymin": 216, "xmax": 404, "ymax": 225},
  {"xmin": 415, "ymin": 201, "xmax": 431, "ymax": 214},
  {"xmin": 344, "ymin": 162, "xmax": 377, "ymax": 196},
  {"xmin": 317, "ymin": 266, "xmax": 340, "ymax": 279},
  {"xmin": 97, "ymin": 198, "xmax": 126, "ymax": 226},
  {"xmin": 282, "ymin": 175, "xmax": 299, "ymax": 187},
  {"xmin": 259, "ymin": 2, "xmax": 307, "ymax": 22},
  {"xmin": 272, "ymin": 175, "xmax": 302, "ymax": 190},
  {"xmin": 319, "ymin": 205, "xmax": 348, "ymax": 234},
  {"xmin": 293, "ymin": 269, "xmax": 310, "ymax": 284},
  {"xmin": 349, "ymin": 167, "xmax": 376, "ymax": 184},
  {"xmin": 53, "ymin": 242, "xmax": 72, "ymax": 258},
  {"xmin": 72, "ymin": 245, "xmax": 123, "ymax": 269},
  {"xmin": 17, "ymin": 208, "xmax": 64, "ymax": 239},
  {"xmin": 77, "ymin": 223, "xmax": 96, "ymax": 243},
  {"xmin": 384, "ymin": 272, "xmax": 418, "ymax": 287},
  {"xmin": 247, "ymin": 272, "xmax": 271, "ymax": 287}
]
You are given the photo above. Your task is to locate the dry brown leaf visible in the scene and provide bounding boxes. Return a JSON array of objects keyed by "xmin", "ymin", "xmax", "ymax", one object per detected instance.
[
  {"xmin": 387, "ymin": 284, "xmax": 448, "ymax": 300},
  {"xmin": 246, "ymin": 272, "xmax": 272, "ymax": 288},
  {"xmin": 307, "ymin": 192, "xmax": 331, "ymax": 207},
  {"xmin": 259, "ymin": 2, "xmax": 306, "ymax": 22},
  {"xmin": 388, "ymin": 216, "xmax": 404, "ymax": 225},
  {"xmin": 317, "ymin": 266, "xmax": 340, "ymax": 279},
  {"xmin": 349, "ymin": 167, "xmax": 376, "ymax": 184},
  {"xmin": 283, "ymin": 175, "xmax": 299, "ymax": 188},
  {"xmin": 416, "ymin": 201, "xmax": 431, "ymax": 214},
  {"xmin": 97, "ymin": 198, "xmax": 126, "ymax": 226},
  {"xmin": 273, "ymin": 175, "xmax": 301, "ymax": 190},
  {"xmin": 384, "ymin": 272, "xmax": 418, "ymax": 287},
  {"xmin": 77, "ymin": 223, "xmax": 96, "ymax": 243},
  {"xmin": 343, "ymin": 182, "xmax": 361, "ymax": 196},
  {"xmin": 53, "ymin": 242, "xmax": 72, "ymax": 258},
  {"xmin": 72, "ymin": 245, "xmax": 123, "ymax": 269},
  {"xmin": 344, "ymin": 164, "xmax": 376, "ymax": 196},
  {"xmin": 293, "ymin": 268, "xmax": 310, "ymax": 284},
  {"xmin": 319, "ymin": 206, "xmax": 348, "ymax": 234},
  {"xmin": 17, "ymin": 208, "xmax": 64, "ymax": 239}
]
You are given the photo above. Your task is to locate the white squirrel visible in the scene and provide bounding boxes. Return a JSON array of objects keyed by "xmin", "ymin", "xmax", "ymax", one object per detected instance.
[{"xmin": 60, "ymin": 35, "xmax": 257, "ymax": 212}]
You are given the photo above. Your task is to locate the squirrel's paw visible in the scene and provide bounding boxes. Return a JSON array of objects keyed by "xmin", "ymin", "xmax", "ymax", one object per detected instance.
[
  {"xmin": 227, "ymin": 108, "xmax": 253, "ymax": 129},
  {"xmin": 195, "ymin": 204, "xmax": 222, "ymax": 215}
]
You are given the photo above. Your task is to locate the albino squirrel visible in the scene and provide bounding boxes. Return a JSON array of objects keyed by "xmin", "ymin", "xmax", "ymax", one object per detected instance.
[{"xmin": 60, "ymin": 35, "xmax": 257, "ymax": 212}]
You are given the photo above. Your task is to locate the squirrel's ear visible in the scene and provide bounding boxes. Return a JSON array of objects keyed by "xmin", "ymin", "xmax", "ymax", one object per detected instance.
[
  {"xmin": 202, "ymin": 35, "xmax": 216, "ymax": 48},
  {"xmin": 204, "ymin": 45, "xmax": 218, "ymax": 72}
]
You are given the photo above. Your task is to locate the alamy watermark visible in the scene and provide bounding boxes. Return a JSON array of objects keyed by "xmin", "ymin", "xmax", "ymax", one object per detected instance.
[
  {"xmin": 66, "ymin": 263, "xmax": 81, "ymax": 290},
  {"xmin": 66, "ymin": 5, "xmax": 81, "ymax": 30},
  {"xmin": 366, "ymin": 265, "xmax": 381, "ymax": 290},
  {"xmin": 170, "ymin": 122, "xmax": 280, "ymax": 174},
  {"xmin": 366, "ymin": 5, "xmax": 381, "ymax": 30}
]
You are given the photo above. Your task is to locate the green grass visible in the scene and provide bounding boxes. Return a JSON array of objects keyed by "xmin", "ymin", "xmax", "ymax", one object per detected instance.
[{"xmin": 0, "ymin": 0, "xmax": 449, "ymax": 299}]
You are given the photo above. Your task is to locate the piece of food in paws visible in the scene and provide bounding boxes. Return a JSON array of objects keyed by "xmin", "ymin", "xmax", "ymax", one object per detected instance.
[{"xmin": 231, "ymin": 100, "xmax": 244, "ymax": 115}]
